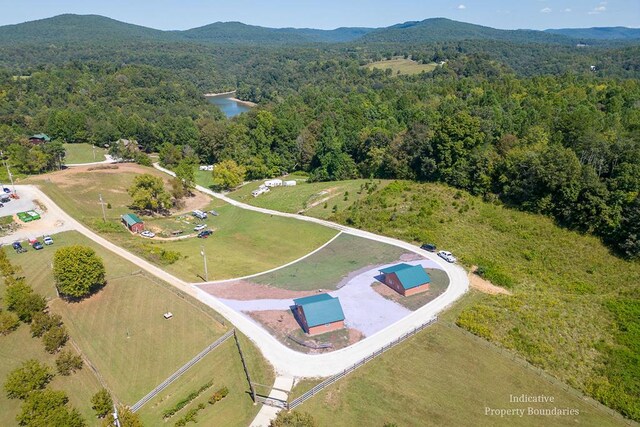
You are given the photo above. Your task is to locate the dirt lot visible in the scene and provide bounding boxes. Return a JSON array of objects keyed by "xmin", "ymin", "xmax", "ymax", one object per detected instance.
[
  {"xmin": 468, "ymin": 266, "xmax": 512, "ymax": 295},
  {"xmin": 246, "ymin": 310, "xmax": 364, "ymax": 354},
  {"xmin": 32, "ymin": 163, "xmax": 211, "ymax": 214},
  {"xmin": 198, "ymin": 280, "xmax": 318, "ymax": 300}
]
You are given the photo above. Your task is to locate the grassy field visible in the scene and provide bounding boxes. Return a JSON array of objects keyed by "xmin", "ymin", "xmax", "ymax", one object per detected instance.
[
  {"xmin": 137, "ymin": 204, "xmax": 337, "ymax": 282},
  {"xmin": 250, "ymin": 233, "xmax": 410, "ymax": 291},
  {"xmin": 63, "ymin": 143, "xmax": 107, "ymax": 164},
  {"xmin": 228, "ymin": 178, "xmax": 391, "ymax": 219},
  {"xmin": 195, "ymin": 169, "xmax": 216, "ymax": 189},
  {"xmin": 365, "ymin": 58, "xmax": 438, "ymax": 75},
  {"xmin": 26, "ymin": 165, "xmax": 338, "ymax": 282},
  {"xmin": 333, "ymin": 180, "xmax": 640, "ymax": 421},
  {"xmin": 293, "ymin": 320, "xmax": 624, "ymax": 427},
  {"xmin": 0, "ymin": 326, "xmax": 104, "ymax": 426},
  {"xmin": 24, "ymin": 164, "xmax": 171, "ymax": 222},
  {"xmin": 138, "ymin": 333, "xmax": 273, "ymax": 427},
  {"xmin": 2, "ymin": 231, "xmax": 274, "ymax": 425}
]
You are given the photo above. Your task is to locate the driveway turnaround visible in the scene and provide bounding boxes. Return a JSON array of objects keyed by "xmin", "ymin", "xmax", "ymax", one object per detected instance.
[
  {"xmin": 13, "ymin": 181, "xmax": 469, "ymax": 378},
  {"xmin": 216, "ymin": 260, "xmax": 442, "ymax": 337}
]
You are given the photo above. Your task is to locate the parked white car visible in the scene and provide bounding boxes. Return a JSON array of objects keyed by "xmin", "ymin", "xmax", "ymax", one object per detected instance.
[
  {"xmin": 437, "ymin": 250, "xmax": 456, "ymax": 263},
  {"xmin": 141, "ymin": 230, "xmax": 155, "ymax": 238},
  {"xmin": 194, "ymin": 224, "xmax": 207, "ymax": 231},
  {"xmin": 43, "ymin": 235, "xmax": 54, "ymax": 245}
]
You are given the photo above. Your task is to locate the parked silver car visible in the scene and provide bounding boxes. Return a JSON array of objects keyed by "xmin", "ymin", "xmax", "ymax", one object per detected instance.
[{"xmin": 437, "ymin": 250, "xmax": 456, "ymax": 263}]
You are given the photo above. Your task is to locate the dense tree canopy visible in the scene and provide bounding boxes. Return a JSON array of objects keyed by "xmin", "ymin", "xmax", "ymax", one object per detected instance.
[
  {"xmin": 53, "ymin": 246, "xmax": 106, "ymax": 299},
  {"xmin": 4, "ymin": 359, "xmax": 53, "ymax": 399}
]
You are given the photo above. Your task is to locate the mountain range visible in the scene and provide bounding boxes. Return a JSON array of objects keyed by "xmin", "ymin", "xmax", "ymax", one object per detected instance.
[{"xmin": 0, "ymin": 14, "xmax": 638, "ymax": 46}]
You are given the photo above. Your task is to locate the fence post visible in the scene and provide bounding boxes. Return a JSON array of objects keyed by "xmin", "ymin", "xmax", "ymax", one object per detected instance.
[{"xmin": 233, "ymin": 330, "xmax": 256, "ymax": 403}]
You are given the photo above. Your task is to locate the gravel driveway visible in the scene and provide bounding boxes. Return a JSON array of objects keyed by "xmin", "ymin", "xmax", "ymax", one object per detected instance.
[{"xmin": 217, "ymin": 260, "xmax": 442, "ymax": 337}]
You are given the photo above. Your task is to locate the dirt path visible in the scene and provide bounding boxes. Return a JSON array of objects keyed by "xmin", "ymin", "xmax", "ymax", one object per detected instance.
[{"xmin": 468, "ymin": 266, "xmax": 512, "ymax": 295}]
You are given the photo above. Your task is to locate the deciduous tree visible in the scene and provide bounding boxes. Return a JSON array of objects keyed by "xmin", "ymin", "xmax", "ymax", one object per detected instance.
[
  {"xmin": 91, "ymin": 388, "xmax": 113, "ymax": 418},
  {"xmin": 4, "ymin": 359, "xmax": 53, "ymax": 399},
  {"xmin": 53, "ymin": 246, "xmax": 106, "ymax": 299}
]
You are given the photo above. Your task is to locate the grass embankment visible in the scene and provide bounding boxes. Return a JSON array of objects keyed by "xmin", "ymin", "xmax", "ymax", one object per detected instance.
[
  {"xmin": 2, "ymin": 231, "xmax": 273, "ymax": 425},
  {"xmin": 332, "ymin": 180, "xmax": 640, "ymax": 421},
  {"xmin": 63, "ymin": 143, "xmax": 107, "ymax": 164},
  {"xmin": 250, "ymin": 233, "xmax": 409, "ymax": 291},
  {"xmin": 293, "ymin": 321, "xmax": 623, "ymax": 427},
  {"xmin": 228, "ymin": 178, "xmax": 390, "ymax": 219},
  {"xmin": 365, "ymin": 58, "xmax": 438, "ymax": 75},
  {"xmin": 138, "ymin": 334, "xmax": 273, "ymax": 427},
  {"xmin": 26, "ymin": 165, "xmax": 337, "ymax": 282}
]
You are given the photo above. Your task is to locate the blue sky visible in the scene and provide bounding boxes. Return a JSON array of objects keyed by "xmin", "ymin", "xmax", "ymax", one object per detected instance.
[{"xmin": 1, "ymin": 0, "xmax": 638, "ymax": 30}]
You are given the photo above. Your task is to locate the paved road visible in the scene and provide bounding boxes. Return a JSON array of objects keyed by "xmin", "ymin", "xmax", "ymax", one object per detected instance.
[{"xmin": 14, "ymin": 178, "xmax": 468, "ymax": 378}]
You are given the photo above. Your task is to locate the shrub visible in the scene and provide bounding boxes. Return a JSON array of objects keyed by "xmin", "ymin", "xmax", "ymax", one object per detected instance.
[
  {"xmin": 0, "ymin": 310, "xmax": 19, "ymax": 335},
  {"xmin": 208, "ymin": 386, "xmax": 229, "ymax": 405},
  {"xmin": 163, "ymin": 381, "xmax": 213, "ymax": 419},
  {"xmin": 270, "ymin": 410, "xmax": 318, "ymax": 427},
  {"xmin": 43, "ymin": 324, "xmax": 69, "ymax": 353},
  {"xmin": 4, "ymin": 359, "xmax": 53, "ymax": 399},
  {"xmin": 56, "ymin": 350, "xmax": 84, "ymax": 375}
]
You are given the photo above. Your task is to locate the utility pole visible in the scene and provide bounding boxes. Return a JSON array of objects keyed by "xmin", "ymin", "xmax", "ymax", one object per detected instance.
[
  {"xmin": 93, "ymin": 144, "xmax": 96, "ymax": 161},
  {"xmin": 200, "ymin": 246, "xmax": 208, "ymax": 281},
  {"xmin": 2, "ymin": 154, "xmax": 16, "ymax": 195},
  {"xmin": 99, "ymin": 193, "xmax": 107, "ymax": 222}
]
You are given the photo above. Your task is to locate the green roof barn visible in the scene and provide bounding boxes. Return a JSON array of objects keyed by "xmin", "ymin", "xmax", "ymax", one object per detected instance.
[
  {"xmin": 379, "ymin": 263, "xmax": 431, "ymax": 296},
  {"xmin": 121, "ymin": 213, "xmax": 144, "ymax": 233},
  {"xmin": 293, "ymin": 293, "xmax": 345, "ymax": 335}
]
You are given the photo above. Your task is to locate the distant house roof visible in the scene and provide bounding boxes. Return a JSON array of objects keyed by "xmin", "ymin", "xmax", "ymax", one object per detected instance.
[
  {"xmin": 294, "ymin": 294, "xmax": 345, "ymax": 327},
  {"xmin": 380, "ymin": 263, "xmax": 431, "ymax": 290},
  {"xmin": 121, "ymin": 213, "xmax": 143, "ymax": 227},
  {"xmin": 30, "ymin": 133, "xmax": 51, "ymax": 142}
]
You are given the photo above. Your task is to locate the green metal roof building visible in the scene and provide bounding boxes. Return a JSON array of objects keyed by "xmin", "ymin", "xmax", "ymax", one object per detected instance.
[
  {"xmin": 379, "ymin": 263, "xmax": 431, "ymax": 296},
  {"xmin": 293, "ymin": 293, "xmax": 345, "ymax": 335},
  {"xmin": 121, "ymin": 213, "xmax": 144, "ymax": 232},
  {"xmin": 29, "ymin": 133, "xmax": 51, "ymax": 143}
]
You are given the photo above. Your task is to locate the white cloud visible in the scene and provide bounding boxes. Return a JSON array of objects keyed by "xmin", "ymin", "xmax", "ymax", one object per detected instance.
[
  {"xmin": 540, "ymin": 7, "xmax": 552, "ymax": 13},
  {"xmin": 564, "ymin": 8, "xmax": 572, "ymax": 12},
  {"xmin": 588, "ymin": 5, "xmax": 607, "ymax": 14},
  {"xmin": 457, "ymin": 4, "xmax": 466, "ymax": 10}
]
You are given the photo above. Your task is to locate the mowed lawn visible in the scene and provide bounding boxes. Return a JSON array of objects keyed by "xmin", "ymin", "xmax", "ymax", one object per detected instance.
[
  {"xmin": 0, "ymin": 326, "xmax": 103, "ymax": 426},
  {"xmin": 294, "ymin": 321, "xmax": 624, "ymax": 427},
  {"xmin": 228, "ymin": 178, "xmax": 391, "ymax": 219},
  {"xmin": 25, "ymin": 163, "xmax": 171, "ymax": 223},
  {"xmin": 63, "ymin": 143, "xmax": 107, "ymax": 164},
  {"xmin": 138, "ymin": 333, "xmax": 273, "ymax": 427},
  {"xmin": 365, "ymin": 58, "xmax": 438, "ymax": 75},
  {"xmin": 146, "ymin": 204, "xmax": 337, "ymax": 282},
  {"xmin": 26, "ymin": 165, "xmax": 338, "ymax": 281},
  {"xmin": 250, "ymin": 233, "xmax": 410, "ymax": 291},
  {"xmin": 3, "ymin": 231, "xmax": 268, "ymax": 410}
]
